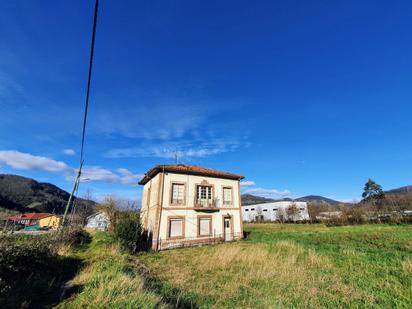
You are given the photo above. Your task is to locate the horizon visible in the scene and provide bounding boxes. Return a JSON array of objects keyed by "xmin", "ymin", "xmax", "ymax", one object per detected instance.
[{"xmin": 1, "ymin": 1, "xmax": 411, "ymax": 202}]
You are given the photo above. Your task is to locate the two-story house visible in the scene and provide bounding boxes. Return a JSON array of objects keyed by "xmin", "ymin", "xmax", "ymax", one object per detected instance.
[{"xmin": 139, "ymin": 164, "xmax": 244, "ymax": 251}]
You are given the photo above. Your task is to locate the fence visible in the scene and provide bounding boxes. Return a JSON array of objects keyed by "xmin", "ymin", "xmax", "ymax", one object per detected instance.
[{"xmin": 156, "ymin": 232, "xmax": 243, "ymax": 251}]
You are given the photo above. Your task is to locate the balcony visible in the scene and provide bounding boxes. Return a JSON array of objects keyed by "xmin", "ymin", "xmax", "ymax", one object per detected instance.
[{"xmin": 194, "ymin": 198, "xmax": 219, "ymax": 211}]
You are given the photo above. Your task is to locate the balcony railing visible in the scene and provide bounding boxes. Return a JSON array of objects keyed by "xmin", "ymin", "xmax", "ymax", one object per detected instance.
[{"xmin": 194, "ymin": 198, "xmax": 219, "ymax": 211}]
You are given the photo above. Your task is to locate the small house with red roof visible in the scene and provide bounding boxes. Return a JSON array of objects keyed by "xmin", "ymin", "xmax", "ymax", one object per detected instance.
[{"xmin": 8, "ymin": 213, "xmax": 61, "ymax": 230}]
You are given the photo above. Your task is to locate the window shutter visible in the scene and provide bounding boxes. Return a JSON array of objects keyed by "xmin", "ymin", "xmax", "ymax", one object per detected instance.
[
  {"xmin": 172, "ymin": 184, "xmax": 184, "ymax": 204},
  {"xmin": 199, "ymin": 218, "xmax": 210, "ymax": 236},
  {"xmin": 223, "ymin": 188, "xmax": 232, "ymax": 204},
  {"xmin": 169, "ymin": 219, "xmax": 183, "ymax": 237}
]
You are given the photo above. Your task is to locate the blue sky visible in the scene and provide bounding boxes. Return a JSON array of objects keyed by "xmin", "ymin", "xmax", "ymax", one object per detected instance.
[{"xmin": 0, "ymin": 1, "xmax": 411, "ymax": 202}]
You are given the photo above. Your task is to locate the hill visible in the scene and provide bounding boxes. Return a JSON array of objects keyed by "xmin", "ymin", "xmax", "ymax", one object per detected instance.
[
  {"xmin": 241, "ymin": 194, "xmax": 276, "ymax": 206},
  {"xmin": 385, "ymin": 185, "xmax": 412, "ymax": 195},
  {"xmin": 295, "ymin": 195, "xmax": 342, "ymax": 205},
  {"xmin": 0, "ymin": 174, "xmax": 96, "ymax": 214}
]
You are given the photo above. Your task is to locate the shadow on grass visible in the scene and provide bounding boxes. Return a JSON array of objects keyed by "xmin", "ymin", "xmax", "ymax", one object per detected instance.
[
  {"xmin": 0, "ymin": 255, "xmax": 83, "ymax": 309},
  {"xmin": 130, "ymin": 261, "xmax": 200, "ymax": 309}
]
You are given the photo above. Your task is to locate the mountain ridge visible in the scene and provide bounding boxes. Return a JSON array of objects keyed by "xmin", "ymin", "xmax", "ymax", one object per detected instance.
[
  {"xmin": 242, "ymin": 185, "xmax": 412, "ymax": 206},
  {"xmin": 0, "ymin": 174, "xmax": 96, "ymax": 214}
]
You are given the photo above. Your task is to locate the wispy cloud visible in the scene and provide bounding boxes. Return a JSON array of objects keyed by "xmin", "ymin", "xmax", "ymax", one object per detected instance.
[
  {"xmin": 106, "ymin": 138, "xmax": 245, "ymax": 159},
  {"xmin": 0, "ymin": 72, "xmax": 23, "ymax": 99},
  {"xmin": 92, "ymin": 99, "xmax": 250, "ymax": 160},
  {"xmin": 93, "ymin": 102, "xmax": 209, "ymax": 140},
  {"xmin": 240, "ymin": 180, "xmax": 256, "ymax": 188},
  {"xmin": 63, "ymin": 149, "xmax": 76, "ymax": 156},
  {"xmin": 0, "ymin": 150, "xmax": 142, "ymax": 186}
]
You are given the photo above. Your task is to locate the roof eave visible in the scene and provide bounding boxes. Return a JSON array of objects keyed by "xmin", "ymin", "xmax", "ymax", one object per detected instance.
[{"xmin": 138, "ymin": 166, "xmax": 244, "ymax": 185}]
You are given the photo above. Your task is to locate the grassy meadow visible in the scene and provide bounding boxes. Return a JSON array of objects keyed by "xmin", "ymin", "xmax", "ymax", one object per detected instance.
[
  {"xmin": 60, "ymin": 224, "xmax": 412, "ymax": 308},
  {"xmin": 140, "ymin": 224, "xmax": 412, "ymax": 308}
]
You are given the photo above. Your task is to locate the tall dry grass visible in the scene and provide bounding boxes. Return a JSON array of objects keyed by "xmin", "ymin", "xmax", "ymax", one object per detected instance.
[{"xmin": 141, "ymin": 240, "xmax": 372, "ymax": 308}]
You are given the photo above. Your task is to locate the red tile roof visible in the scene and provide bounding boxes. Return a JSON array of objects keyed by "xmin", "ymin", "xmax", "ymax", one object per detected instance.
[
  {"xmin": 139, "ymin": 164, "xmax": 244, "ymax": 185},
  {"xmin": 8, "ymin": 213, "xmax": 56, "ymax": 221}
]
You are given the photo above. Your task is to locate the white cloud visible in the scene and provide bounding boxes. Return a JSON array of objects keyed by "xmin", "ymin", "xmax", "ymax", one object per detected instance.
[
  {"xmin": 240, "ymin": 181, "xmax": 256, "ymax": 188},
  {"xmin": 69, "ymin": 166, "xmax": 143, "ymax": 185},
  {"xmin": 0, "ymin": 150, "xmax": 142, "ymax": 186},
  {"xmin": 0, "ymin": 150, "xmax": 69, "ymax": 172},
  {"xmin": 243, "ymin": 187, "xmax": 291, "ymax": 199},
  {"xmin": 63, "ymin": 149, "xmax": 76, "ymax": 156},
  {"xmin": 240, "ymin": 180, "xmax": 291, "ymax": 199}
]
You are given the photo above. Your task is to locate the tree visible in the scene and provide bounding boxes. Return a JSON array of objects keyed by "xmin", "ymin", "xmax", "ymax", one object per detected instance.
[
  {"xmin": 362, "ymin": 179, "xmax": 385, "ymax": 203},
  {"xmin": 98, "ymin": 196, "xmax": 119, "ymax": 232},
  {"xmin": 72, "ymin": 189, "xmax": 96, "ymax": 226},
  {"xmin": 286, "ymin": 202, "xmax": 300, "ymax": 222},
  {"xmin": 277, "ymin": 207, "xmax": 286, "ymax": 223}
]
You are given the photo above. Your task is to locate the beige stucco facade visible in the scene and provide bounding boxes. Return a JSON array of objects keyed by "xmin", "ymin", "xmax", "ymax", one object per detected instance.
[{"xmin": 140, "ymin": 166, "xmax": 244, "ymax": 250}]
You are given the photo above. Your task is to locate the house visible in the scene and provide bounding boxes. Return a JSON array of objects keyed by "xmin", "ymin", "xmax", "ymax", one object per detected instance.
[
  {"xmin": 242, "ymin": 201, "xmax": 309, "ymax": 222},
  {"xmin": 85, "ymin": 212, "xmax": 110, "ymax": 231},
  {"xmin": 7, "ymin": 213, "xmax": 61, "ymax": 230},
  {"xmin": 139, "ymin": 164, "xmax": 245, "ymax": 251}
]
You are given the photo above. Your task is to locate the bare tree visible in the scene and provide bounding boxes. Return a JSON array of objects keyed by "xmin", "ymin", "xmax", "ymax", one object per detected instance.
[
  {"xmin": 70, "ymin": 188, "xmax": 96, "ymax": 227},
  {"xmin": 286, "ymin": 202, "xmax": 300, "ymax": 222},
  {"xmin": 98, "ymin": 195, "xmax": 119, "ymax": 232},
  {"xmin": 255, "ymin": 206, "xmax": 263, "ymax": 222},
  {"xmin": 277, "ymin": 207, "xmax": 286, "ymax": 223}
]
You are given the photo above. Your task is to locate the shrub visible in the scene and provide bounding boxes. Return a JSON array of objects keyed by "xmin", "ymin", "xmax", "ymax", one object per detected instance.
[
  {"xmin": 0, "ymin": 235, "xmax": 57, "ymax": 298},
  {"xmin": 56, "ymin": 228, "xmax": 92, "ymax": 248},
  {"xmin": 114, "ymin": 211, "xmax": 150, "ymax": 253},
  {"xmin": 0, "ymin": 229, "xmax": 90, "ymax": 305}
]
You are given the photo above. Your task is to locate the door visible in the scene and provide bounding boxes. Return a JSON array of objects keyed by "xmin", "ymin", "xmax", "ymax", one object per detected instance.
[{"xmin": 224, "ymin": 217, "xmax": 232, "ymax": 241}]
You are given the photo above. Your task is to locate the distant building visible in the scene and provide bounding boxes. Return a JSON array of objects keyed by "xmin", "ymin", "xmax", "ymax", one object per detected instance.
[
  {"xmin": 139, "ymin": 164, "xmax": 244, "ymax": 251},
  {"xmin": 85, "ymin": 212, "xmax": 110, "ymax": 231},
  {"xmin": 8, "ymin": 213, "xmax": 61, "ymax": 230},
  {"xmin": 242, "ymin": 201, "xmax": 309, "ymax": 222}
]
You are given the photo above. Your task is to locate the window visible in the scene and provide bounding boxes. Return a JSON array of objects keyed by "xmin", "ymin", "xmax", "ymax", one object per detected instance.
[
  {"xmin": 171, "ymin": 183, "xmax": 185, "ymax": 205},
  {"xmin": 197, "ymin": 185, "xmax": 212, "ymax": 200},
  {"xmin": 263, "ymin": 209, "xmax": 268, "ymax": 212},
  {"xmin": 222, "ymin": 187, "xmax": 232, "ymax": 205},
  {"xmin": 198, "ymin": 217, "xmax": 211, "ymax": 236},
  {"xmin": 245, "ymin": 209, "xmax": 249, "ymax": 212},
  {"xmin": 251, "ymin": 208, "xmax": 255, "ymax": 211},
  {"xmin": 168, "ymin": 218, "xmax": 184, "ymax": 238},
  {"xmin": 196, "ymin": 185, "xmax": 213, "ymax": 207}
]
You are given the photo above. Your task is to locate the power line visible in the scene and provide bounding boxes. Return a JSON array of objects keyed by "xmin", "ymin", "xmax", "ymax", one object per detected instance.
[
  {"xmin": 61, "ymin": 0, "xmax": 100, "ymax": 228},
  {"xmin": 80, "ymin": 0, "xmax": 99, "ymax": 165}
]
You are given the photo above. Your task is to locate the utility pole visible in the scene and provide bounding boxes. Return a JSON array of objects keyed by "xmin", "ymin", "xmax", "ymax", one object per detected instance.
[{"xmin": 61, "ymin": 160, "xmax": 83, "ymax": 229}]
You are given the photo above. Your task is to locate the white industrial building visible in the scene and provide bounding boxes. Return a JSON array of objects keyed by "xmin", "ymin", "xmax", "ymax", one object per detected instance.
[{"xmin": 242, "ymin": 201, "xmax": 310, "ymax": 222}]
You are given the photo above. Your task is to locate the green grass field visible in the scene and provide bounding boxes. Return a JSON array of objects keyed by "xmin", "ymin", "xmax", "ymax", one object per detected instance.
[
  {"xmin": 140, "ymin": 224, "xmax": 412, "ymax": 308},
  {"xmin": 61, "ymin": 224, "xmax": 412, "ymax": 308}
]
